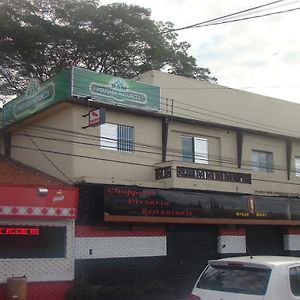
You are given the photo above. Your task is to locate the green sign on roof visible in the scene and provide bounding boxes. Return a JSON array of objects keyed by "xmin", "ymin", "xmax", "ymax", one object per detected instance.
[
  {"xmin": 3, "ymin": 67, "xmax": 160, "ymax": 126},
  {"xmin": 3, "ymin": 68, "xmax": 71, "ymax": 126},
  {"xmin": 72, "ymin": 67, "xmax": 160, "ymax": 111}
]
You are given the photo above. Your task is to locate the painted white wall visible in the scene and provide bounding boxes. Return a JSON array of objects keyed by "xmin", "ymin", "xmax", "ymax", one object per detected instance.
[{"xmin": 75, "ymin": 236, "xmax": 166, "ymax": 259}]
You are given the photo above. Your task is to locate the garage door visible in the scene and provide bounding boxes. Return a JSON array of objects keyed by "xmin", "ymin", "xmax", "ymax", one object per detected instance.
[
  {"xmin": 246, "ymin": 225, "xmax": 284, "ymax": 256},
  {"xmin": 166, "ymin": 225, "xmax": 218, "ymax": 294}
]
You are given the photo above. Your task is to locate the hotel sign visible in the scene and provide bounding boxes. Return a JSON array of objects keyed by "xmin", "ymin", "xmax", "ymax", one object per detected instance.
[
  {"xmin": 72, "ymin": 67, "xmax": 160, "ymax": 111},
  {"xmin": 3, "ymin": 67, "xmax": 160, "ymax": 127},
  {"xmin": 14, "ymin": 79, "xmax": 55, "ymax": 119},
  {"xmin": 90, "ymin": 79, "xmax": 147, "ymax": 105},
  {"xmin": 3, "ymin": 69, "xmax": 71, "ymax": 126}
]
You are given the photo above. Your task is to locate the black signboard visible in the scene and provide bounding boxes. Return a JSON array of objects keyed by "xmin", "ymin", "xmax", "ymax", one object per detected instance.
[{"xmin": 104, "ymin": 185, "xmax": 297, "ymax": 222}]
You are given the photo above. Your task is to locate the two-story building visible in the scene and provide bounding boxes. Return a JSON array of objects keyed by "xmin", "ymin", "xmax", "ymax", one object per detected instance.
[{"xmin": 2, "ymin": 67, "xmax": 300, "ymax": 296}]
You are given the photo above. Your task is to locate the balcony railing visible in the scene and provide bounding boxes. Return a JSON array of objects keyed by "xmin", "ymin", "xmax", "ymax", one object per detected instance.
[{"xmin": 155, "ymin": 164, "xmax": 251, "ymax": 184}]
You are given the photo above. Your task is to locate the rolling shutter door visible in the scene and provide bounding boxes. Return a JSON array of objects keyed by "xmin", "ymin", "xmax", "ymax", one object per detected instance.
[
  {"xmin": 166, "ymin": 225, "xmax": 218, "ymax": 294},
  {"xmin": 246, "ymin": 225, "xmax": 284, "ymax": 256}
]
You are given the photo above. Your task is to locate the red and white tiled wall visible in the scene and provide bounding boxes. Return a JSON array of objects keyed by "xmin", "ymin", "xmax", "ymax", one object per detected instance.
[
  {"xmin": 218, "ymin": 228, "xmax": 246, "ymax": 257},
  {"xmin": 284, "ymin": 228, "xmax": 300, "ymax": 256},
  {"xmin": 75, "ymin": 225, "xmax": 167, "ymax": 259}
]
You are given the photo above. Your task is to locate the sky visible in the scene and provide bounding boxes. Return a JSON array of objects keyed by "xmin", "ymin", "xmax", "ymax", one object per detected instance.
[{"xmin": 101, "ymin": 0, "xmax": 300, "ymax": 103}]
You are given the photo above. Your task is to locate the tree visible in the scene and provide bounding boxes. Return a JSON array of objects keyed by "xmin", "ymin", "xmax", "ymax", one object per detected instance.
[{"xmin": 0, "ymin": 0, "xmax": 217, "ymax": 102}]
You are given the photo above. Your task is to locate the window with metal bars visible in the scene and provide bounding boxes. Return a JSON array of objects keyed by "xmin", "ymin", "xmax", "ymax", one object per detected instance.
[{"xmin": 100, "ymin": 123, "xmax": 134, "ymax": 152}]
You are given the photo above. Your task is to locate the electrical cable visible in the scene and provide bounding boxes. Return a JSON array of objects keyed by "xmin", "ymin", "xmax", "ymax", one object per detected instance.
[
  {"xmin": 14, "ymin": 127, "xmax": 296, "ymax": 173},
  {"xmin": 20, "ymin": 124, "xmax": 256, "ymax": 165},
  {"xmin": 157, "ymin": 0, "xmax": 300, "ymax": 35},
  {"xmin": 17, "ymin": 127, "xmax": 75, "ymax": 184},
  {"xmin": 64, "ymin": 74, "xmax": 300, "ymax": 137},
  {"xmin": 12, "ymin": 138, "xmax": 300, "ymax": 180},
  {"xmin": 192, "ymin": 7, "xmax": 300, "ymax": 29},
  {"xmin": 28, "ymin": 121, "xmax": 291, "ymax": 155},
  {"xmin": 69, "ymin": 84, "xmax": 300, "ymax": 138},
  {"xmin": 14, "ymin": 129, "xmax": 239, "ymax": 166},
  {"xmin": 8, "ymin": 100, "xmax": 300, "ymax": 179},
  {"xmin": 4, "ymin": 73, "xmax": 300, "ymax": 178},
  {"xmin": 2, "ymin": 2, "xmax": 300, "ymax": 186}
]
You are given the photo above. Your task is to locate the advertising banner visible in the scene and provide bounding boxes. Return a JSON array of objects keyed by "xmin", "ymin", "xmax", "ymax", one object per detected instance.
[
  {"xmin": 104, "ymin": 185, "xmax": 295, "ymax": 223},
  {"xmin": 3, "ymin": 69, "xmax": 71, "ymax": 126},
  {"xmin": 72, "ymin": 67, "xmax": 160, "ymax": 111},
  {"xmin": 3, "ymin": 67, "xmax": 160, "ymax": 127}
]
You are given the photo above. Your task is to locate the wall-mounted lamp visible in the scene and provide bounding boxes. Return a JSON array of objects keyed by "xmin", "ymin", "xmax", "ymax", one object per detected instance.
[{"xmin": 37, "ymin": 187, "xmax": 48, "ymax": 197}]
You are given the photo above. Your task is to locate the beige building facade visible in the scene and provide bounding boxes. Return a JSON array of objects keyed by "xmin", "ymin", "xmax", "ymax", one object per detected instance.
[
  {"xmin": 6, "ymin": 70, "xmax": 300, "ymax": 197},
  {"xmin": 2, "ymin": 67, "xmax": 300, "ymax": 296}
]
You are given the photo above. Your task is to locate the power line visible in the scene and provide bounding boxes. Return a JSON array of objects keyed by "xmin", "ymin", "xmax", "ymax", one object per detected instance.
[
  {"xmin": 158, "ymin": 0, "xmax": 300, "ymax": 35},
  {"xmin": 11, "ymin": 143, "xmax": 300, "ymax": 187},
  {"xmin": 16, "ymin": 128, "xmax": 239, "ymax": 166},
  {"xmin": 15, "ymin": 125, "xmax": 296, "ymax": 173},
  {"xmin": 18, "ymin": 127, "xmax": 75, "ymax": 184},
  {"xmin": 7, "ymin": 99, "xmax": 300, "ymax": 179},
  {"xmin": 11, "ymin": 140, "xmax": 292, "ymax": 174},
  {"xmin": 67, "ymin": 78, "xmax": 300, "ymax": 138},
  {"xmin": 4, "ymin": 79, "xmax": 300, "ymax": 139},
  {"xmin": 192, "ymin": 6, "xmax": 300, "ymax": 29},
  {"xmin": 4, "ymin": 74, "xmax": 300, "ymax": 140},
  {"xmin": 67, "ymin": 72, "xmax": 300, "ymax": 137},
  {"xmin": 51, "ymin": 73, "xmax": 300, "ymax": 138}
]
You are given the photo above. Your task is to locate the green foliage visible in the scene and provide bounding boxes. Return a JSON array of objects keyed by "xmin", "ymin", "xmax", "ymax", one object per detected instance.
[{"xmin": 0, "ymin": 0, "xmax": 217, "ymax": 101}]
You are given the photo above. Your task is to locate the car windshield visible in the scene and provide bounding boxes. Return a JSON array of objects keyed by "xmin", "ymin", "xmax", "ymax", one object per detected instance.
[{"xmin": 196, "ymin": 264, "xmax": 271, "ymax": 295}]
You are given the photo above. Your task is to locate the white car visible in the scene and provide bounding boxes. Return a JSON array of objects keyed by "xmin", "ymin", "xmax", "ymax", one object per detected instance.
[{"xmin": 189, "ymin": 256, "xmax": 300, "ymax": 300}]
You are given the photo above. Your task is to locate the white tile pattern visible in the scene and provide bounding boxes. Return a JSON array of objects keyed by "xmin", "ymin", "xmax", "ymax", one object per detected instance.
[
  {"xmin": 284, "ymin": 234, "xmax": 300, "ymax": 251},
  {"xmin": 75, "ymin": 236, "xmax": 167, "ymax": 259},
  {"xmin": 218, "ymin": 235, "xmax": 246, "ymax": 254}
]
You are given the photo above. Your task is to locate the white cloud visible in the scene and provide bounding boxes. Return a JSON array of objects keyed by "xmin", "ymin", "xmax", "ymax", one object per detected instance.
[{"xmin": 101, "ymin": 0, "xmax": 300, "ymax": 103}]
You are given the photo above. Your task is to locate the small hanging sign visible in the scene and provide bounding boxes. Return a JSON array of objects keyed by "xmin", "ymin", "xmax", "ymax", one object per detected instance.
[{"xmin": 82, "ymin": 108, "xmax": 106, "ymax": 128}]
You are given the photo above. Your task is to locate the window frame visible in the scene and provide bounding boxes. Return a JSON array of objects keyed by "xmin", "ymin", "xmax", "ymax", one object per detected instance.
[
  {"xmin": 100, "ymin": 123, "xmax": 134, "ymax": 153},
  {"xmin": 295, "ymin": 157, "xmax": 300, "ymax": 177},
  {"xmin": 289, "ymin": 266, "xmax": 300, "ymax": 296},
  {"xmin": 252, "ymin": 150, "xmax": 273, "ymax": 173},
  {"xmin": 197, "ymin": 265, "xmax": 271, "ymax": 295},
  {"xmin": 181, "ymin": 135, "xmax": 208, "ymax": 164}
]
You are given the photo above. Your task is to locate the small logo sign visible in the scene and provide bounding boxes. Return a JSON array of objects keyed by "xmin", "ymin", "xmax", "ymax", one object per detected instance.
[
  {"xmin": 83, "ymin": 107, "xmax": 106, "ymax": 128},
  {"xmin": 248, "ymin": 196, "xmax": 256, "ymax": 215},
  {"xmin": 89, "ymin": 108, "xmax": 100, "ymax": 126},
  {"xmin": 53, "ymin": 190, "xmax": 65, "ymax": 202}
]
